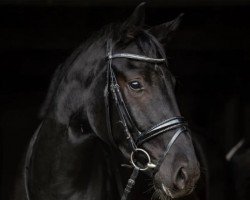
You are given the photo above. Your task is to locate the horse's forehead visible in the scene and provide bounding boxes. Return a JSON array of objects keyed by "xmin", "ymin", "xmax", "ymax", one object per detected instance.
[
  {"xmin": 112, "ymin": 58, "xmax": 153, "ymax": 74},
  {"xmin": 116, "ymin": 42, "xmax": 142, "ymax": 54}
]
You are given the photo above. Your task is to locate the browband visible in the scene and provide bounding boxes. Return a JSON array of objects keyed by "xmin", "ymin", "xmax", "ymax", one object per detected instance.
[{"xmin": 108, "ymin": 53, "xmax": 165, "ymax": 63}]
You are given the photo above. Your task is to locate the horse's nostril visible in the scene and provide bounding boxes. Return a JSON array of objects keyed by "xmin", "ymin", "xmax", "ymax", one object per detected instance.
[{"xmin": 174, "ymin": 167, "xmax": 188, "ymax": 190}]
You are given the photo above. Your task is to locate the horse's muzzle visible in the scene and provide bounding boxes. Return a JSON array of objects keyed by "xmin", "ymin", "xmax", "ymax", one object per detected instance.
[{"xmin": 154, "ymin": 160, "xmax": 200, "ymax": 199}]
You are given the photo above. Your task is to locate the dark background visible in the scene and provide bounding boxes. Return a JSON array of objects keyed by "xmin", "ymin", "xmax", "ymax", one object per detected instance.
[{"xmin": 1, "ymin": 0, "xmax": 250, "ymax": 199}]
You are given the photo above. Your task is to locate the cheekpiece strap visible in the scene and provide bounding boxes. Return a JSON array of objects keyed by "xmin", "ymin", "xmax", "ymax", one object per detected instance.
[{"xmin": 104, "ymin": 39, "xmax": 117, "ymax": 146}]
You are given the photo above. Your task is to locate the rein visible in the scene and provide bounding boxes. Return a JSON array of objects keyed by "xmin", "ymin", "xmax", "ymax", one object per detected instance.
[{"xmin": 104, "ymin": 40, "xmax": 189, "ymax": 200}]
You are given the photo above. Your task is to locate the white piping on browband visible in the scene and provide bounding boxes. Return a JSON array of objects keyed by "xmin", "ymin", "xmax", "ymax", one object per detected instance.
[{"xmin": 108, "ymin": 53, "xmax": 165, "ymax": 63}]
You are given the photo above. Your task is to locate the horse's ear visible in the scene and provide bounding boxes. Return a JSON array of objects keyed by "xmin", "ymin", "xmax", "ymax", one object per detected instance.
[
  {"xmin": 121, "ymin": 2, "xmax": 146, "ymax": 38},
  {"xmin": 149, "ymin": 13, "xmax": 184, "ymax": 44}
]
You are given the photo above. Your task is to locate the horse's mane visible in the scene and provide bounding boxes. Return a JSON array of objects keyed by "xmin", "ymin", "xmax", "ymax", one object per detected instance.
[
  {"xmin": 39, "ymin": 24, "xmax": 114, "ymax": 118},
  {"xmin": 39, "ymin": 22, "xmax": 166, "ymax": 119},
  {"xmin": 39, "ymin": 46, "xmax": 84, "ymax": 118}
]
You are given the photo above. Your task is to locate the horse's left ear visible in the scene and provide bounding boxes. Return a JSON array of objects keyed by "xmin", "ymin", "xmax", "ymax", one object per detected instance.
[
  {"xmin": 121, "ymin": 2, "xmax": 146, "ymax": 38},
  {"xmin": 149, "ymin": 13, "xmax": 184, "ymax": 44}
]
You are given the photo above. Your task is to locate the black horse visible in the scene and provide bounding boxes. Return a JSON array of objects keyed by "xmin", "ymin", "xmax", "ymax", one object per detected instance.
[{"xmin": 14, "ymin": 3, "xmax": 206, "ymax": 200}]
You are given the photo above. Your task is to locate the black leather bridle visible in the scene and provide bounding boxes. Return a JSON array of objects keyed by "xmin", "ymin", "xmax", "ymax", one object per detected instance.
[{"xmin": 104, "ymin": 40, "xmax": 189, "ymax": 200}]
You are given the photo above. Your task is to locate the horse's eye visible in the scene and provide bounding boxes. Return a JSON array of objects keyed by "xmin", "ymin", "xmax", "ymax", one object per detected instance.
[{"xmin": 128, "ymin": 81, "xmax": 143, "ymax": 91}]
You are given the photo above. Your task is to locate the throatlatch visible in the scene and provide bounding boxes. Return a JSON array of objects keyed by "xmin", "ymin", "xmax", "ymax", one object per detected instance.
[{"xmin": 105, "ymin": 40, "xmax": 189, "ymax": 200}]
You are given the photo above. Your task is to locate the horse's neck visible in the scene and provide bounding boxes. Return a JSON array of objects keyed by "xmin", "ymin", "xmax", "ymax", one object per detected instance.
[{"xmin": 28, "ymin": 118, "xmax": 119, "ymax": 200}]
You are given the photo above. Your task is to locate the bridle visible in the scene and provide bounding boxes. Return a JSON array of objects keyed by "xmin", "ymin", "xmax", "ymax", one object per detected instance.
[{"xmin": 104, "ymin": 40, "xmax": 189, "ymax": 200}]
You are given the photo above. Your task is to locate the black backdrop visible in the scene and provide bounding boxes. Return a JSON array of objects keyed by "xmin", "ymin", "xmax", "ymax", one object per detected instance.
[{"xmin": 1, "ymin": 1, "xmax": 250, "ymax": 200}]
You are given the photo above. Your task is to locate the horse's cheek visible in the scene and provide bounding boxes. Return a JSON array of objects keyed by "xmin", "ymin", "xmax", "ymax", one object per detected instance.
[{"xmin": 86, "ymin": 85, "xmax": 107, "ymax": 140}]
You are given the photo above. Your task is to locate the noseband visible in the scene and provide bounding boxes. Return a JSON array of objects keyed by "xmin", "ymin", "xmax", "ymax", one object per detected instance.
[{"xmin": 104, "ymin": 40, "xmax": 189, "ymax": 200}]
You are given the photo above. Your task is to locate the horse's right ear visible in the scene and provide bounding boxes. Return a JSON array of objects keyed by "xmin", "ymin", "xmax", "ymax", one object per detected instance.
[
  {"xmin": 149, "ymin": 13, "xmax": 184, "ymax": 44},
  {"xmin": 121, "ymin": 2, "xmax": 146, "ymax": 38}
]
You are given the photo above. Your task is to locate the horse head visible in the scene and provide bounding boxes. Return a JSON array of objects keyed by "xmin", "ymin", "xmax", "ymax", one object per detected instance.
[{"xmin": 85, "ymin": 3, "xmax": 200, "ymax": 199}]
